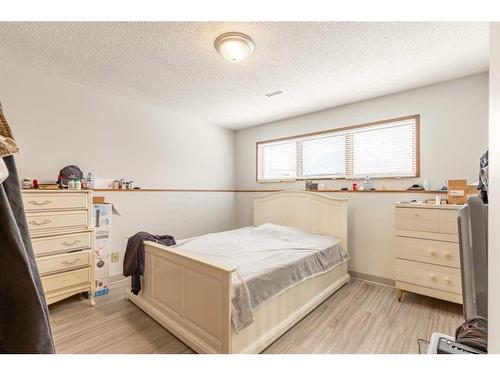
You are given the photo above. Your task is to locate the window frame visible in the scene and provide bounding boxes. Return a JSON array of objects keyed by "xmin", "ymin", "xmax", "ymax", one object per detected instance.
[{"xmin": 256, "ymin": 114, "xmax": 420, "ymax": 182}]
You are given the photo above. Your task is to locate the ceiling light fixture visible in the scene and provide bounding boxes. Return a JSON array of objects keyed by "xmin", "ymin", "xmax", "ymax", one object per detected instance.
[{"xmin": 214, "ymin": 32, "xmax": 255, "ymax": 63}]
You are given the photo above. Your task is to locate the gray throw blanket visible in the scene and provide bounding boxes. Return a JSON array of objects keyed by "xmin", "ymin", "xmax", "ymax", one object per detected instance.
[
  {"xmin": 172, "ymin": 224, "xmax": 349, "ymax": 332},
  {"xmin": 123, "ymin": 231, "xmax": 175, "ymax": 295}
]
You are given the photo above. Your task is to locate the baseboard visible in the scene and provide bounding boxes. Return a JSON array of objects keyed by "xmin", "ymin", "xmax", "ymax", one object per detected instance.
[{"xmin": 349, "ymin": 270, "xmax": 395, "ymax": 287}]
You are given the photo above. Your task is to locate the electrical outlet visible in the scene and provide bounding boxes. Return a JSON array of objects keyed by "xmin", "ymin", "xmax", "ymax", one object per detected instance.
[{"xmin": 111, "ymin": 252, "xmax": 119, "ymax": 263}]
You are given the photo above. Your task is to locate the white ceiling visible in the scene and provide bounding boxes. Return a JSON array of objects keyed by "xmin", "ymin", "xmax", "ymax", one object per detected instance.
[{"xmin": 0, "ymin": 22, "xmax": 489, "ymax": 130}]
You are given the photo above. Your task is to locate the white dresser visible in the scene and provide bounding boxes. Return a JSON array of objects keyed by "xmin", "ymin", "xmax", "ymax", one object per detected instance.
[
  {"xmin": 395, "ymin": 202, "xmax": 463, "ymax": 304},
  {"xmin": 22, "ymin": 190, "xmax": 95, "ymax": 305}
]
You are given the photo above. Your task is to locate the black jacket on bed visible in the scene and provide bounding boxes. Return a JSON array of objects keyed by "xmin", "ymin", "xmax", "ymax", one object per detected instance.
[{"xmin": 123, "ymin": 231, "xmax": 176, "ymax": 295}]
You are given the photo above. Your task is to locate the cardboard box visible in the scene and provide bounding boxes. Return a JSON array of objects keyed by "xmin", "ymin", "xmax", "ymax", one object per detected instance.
[
  {"xmin": 468, "ymin": 184, "xmax": 479, "ymax": 197},
  {"xmin": 448, "ymin": 179, "xmax": 468, "ymax": 204},
  {"xmin": 93, "ymin": 196, "xmax": 105, "ymax": 204},
  {"xmin": 92, "ymin": 203, "xmax": 112, "ymax": 297}
]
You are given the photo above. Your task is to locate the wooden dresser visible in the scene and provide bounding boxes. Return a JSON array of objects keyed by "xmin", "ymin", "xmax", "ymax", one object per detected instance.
[
  {"xmin": 22, "ymin": 190, "xmax": 95, "ymax": 305},
  {"xmin": 395, "ymin": 203, "xmax": 463, "ymax": 304}
]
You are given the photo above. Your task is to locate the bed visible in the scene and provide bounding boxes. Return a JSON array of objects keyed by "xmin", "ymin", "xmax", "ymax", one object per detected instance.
[{"xmin": 126, "ymin": 190, "xmax": 350, "ymax": 353}]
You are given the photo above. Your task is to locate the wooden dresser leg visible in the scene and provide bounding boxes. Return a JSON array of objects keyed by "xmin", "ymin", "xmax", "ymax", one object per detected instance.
[
  {"xmin": 89, "ymin": 292, "xmax": 96, "ymax": 306},
  {"xmin": 397, "ymin": 289, "xmax": 404, "ymax": 302}
]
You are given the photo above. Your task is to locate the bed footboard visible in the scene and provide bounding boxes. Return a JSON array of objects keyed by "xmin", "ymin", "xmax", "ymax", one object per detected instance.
[{"xmin": 126, "ymin": 241, "xmax": 235, "ymax": 353}]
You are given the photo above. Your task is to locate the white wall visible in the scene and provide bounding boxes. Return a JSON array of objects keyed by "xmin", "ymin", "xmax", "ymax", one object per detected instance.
[
  {"xmin": 237, "ymin": 190, "xmax": 443, "ymax": 283},
  {"xmin": 235, "ymin": 74, "xmax": 489, "ymax": 281},
  {"xmin": 488, "ymin": 22, "xmax": 500, "ymax": 354},
  {"xmin": 0, "ymin": 61, "xmax": 236, "ymax": 276},
  {"xmin": 0, "ymin": 61, "xmax": 235, "ymax": 189},
  {"xmin": 93, "ymin": 191, "xmax": 235, "ymax": 275},
  {"xmin": 0, "ymin": 62, "xmax": 490, "ymax": 283}
]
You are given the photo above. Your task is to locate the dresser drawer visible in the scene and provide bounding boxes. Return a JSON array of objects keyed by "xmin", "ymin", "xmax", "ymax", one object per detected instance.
[
  {"xmin": 41, "ymin": 267, "xmax": 91, "ymax": 293},
  {"xmin": 23, "ymin": 192, "xmax": 88, "ymax": 212},
  {"xmin": 37, "ymin": 250, "xmax": 90, "ymax": 275},
  {"xmin": 26, "ymin": 210, "xmax": 88, "ymax": 234},
  {"xmin": 395, "ymin": 237, "xmax": 460, "ymax": 268},
  {"xmin": 32, "ymin": 231, "xmax": 92, "ymax": 256},
  {"xmin": 395, "ymin": 207, "xmax": 458, "ymax": 235},
  {"xmin": 395, "ymin": 259, "xmax": 462, "ymax": 294}
]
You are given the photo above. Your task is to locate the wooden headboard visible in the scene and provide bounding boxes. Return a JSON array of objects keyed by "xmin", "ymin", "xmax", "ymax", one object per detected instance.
[{"xmin": 253, "ymin": 190, "xmax": 349, "ymax": 250}]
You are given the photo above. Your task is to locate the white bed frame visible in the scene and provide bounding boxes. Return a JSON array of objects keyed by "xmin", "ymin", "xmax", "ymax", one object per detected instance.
[{"xmin": 126, "ymin": 191, "xmax": 349, "ymax": 353}]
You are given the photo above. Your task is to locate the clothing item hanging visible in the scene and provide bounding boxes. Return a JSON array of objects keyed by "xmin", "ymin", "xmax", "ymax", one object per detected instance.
[
  {"xmin": 478, "ymin": 150, "xmax": 488, "ymax": 204},
  {"xmin": 0, "ymin": 156, "xmax": 7, "ymax": 183},
  {"xmin": 0, "ymin": 102, "xmax": 19, "ymax": 158},
  {"xmin": 0, "ymin": 102, "xmax": 55, "ymax": 353},
  {"xmin": 123, "ymin": 231, "xmax": 176, "ymax": 295},
  {"xmin": 0, "ymin": 101, "xmax": 19, "ymax": 184}
]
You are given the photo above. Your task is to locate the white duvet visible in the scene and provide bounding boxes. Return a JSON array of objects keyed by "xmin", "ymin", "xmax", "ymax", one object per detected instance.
[{"xmin": 172, "ymin": 223, "xmax": 349, "ymax": 333}]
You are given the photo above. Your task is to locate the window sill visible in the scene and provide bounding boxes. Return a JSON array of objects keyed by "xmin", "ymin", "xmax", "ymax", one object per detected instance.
[
  {"xmin": 312, "ymin": 189, "xmax": 447, "ymax": 194},
  {"xmin": 92, "ymin": 188, "xmax": 448, "ymax": 194}
]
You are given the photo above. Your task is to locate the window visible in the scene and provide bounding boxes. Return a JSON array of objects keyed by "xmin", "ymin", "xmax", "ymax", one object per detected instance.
[
  {"xmin": 259, "ymin": 141, "xmax": 297, "ymax": 180},
  {"xmin": 256, "ymin": 115, "xmax": 419, "ymax": 181},
  {"xmin": 301, "ymin": 134, "xmax": 345, "ymax": 177}
]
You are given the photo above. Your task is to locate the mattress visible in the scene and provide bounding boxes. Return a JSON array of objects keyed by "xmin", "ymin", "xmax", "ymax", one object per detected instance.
[{"xmin": 171, "ymin": 223, "xmax": 349, "ymax": 332}]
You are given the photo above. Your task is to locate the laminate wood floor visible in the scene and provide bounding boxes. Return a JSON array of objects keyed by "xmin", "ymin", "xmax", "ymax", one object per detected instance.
[{"xmin": 49, "ymin": 279, "xmax": 462, "ymax": 354}]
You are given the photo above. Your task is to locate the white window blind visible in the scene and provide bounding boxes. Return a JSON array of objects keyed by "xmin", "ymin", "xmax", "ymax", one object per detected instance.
[
  {"xmin": 257, "ymin": 116, "xmax": 418, "ymax": 181},
  {"xmin": 301, "ymin": 134, "xmax": 346, "ymax": 177},
  {"xmin": 259, "ymin": 140, "xmax": 297, "ymax": 180},
  {"xmin": 348, "ymin": 120, "xmax": 417, "ymax": 178}
]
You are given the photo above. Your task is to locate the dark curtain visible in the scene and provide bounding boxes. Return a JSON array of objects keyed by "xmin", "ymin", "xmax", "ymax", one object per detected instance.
[{"xmin": 0, "ymin": 138, "xmax": 55, "ymax": 350}]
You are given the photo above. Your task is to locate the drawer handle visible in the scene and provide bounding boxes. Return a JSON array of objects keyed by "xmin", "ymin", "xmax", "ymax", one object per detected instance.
[
  {"xmin": 29, "ymin": 219, "xmax": 51, "ymax": 226},
  {"xmin": 61, "ymin": 240, "xmax": 81, "ymax": 247},
  {"xmin": 413, "ymin": 213, "xmax": 420, "ymax": 217},
  {"xmin": 61, "ymin": 258, "xmax": 79, "ymax": 265},
  {"xmin": 444, "ymin": 276, "xmax": 451, "ymax": 284},
  {"xmin": 428, "ymin": 249, "xmax": 437, "ymax": 256},
  {"xmin": 28, "ymin": 199, "xmax": 52, "ymax": 206},
  {"xmin": 428, "ymin": 273, "xmax": 437, "ymax": 282},
  {"xmin": 443, "ymin": 251, "xmax": 451, "ymax": 258}
]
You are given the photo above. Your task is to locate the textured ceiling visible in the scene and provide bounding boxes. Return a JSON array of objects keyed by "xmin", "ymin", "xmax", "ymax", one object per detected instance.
[{"xmin": 0, "ymin": 22, "xmax": 489, "ymax": 130}]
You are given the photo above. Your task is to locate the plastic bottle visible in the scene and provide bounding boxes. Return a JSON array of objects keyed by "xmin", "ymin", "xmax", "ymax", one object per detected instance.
[
  {"xmin": 423, "ymin": 178, "xmax": 430, "ymax": 191},
  {"xmin": 68, "ymin": 178, "xmax": 75, "ymax": 190},
  {"xmin": 87, "ymin": 173, "xmax": 94, "ymax": 189},
  {"xmin": 364, "ymin": 176, "xmax": 372, "ymax": 190},
  {"xmin": 75, "ymin": 179, "xmax": 82, "ymax": 190}
]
